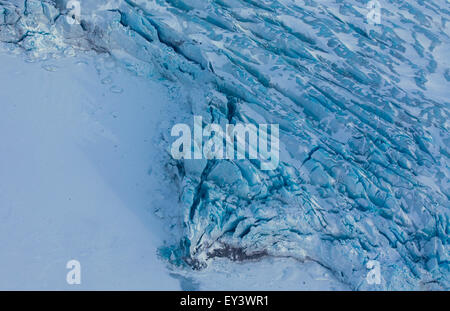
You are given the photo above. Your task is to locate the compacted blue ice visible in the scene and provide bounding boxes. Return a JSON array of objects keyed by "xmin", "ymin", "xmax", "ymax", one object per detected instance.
[{"xmin": 1, "ymin": 0, "xmax": 448, "ymax": 290}]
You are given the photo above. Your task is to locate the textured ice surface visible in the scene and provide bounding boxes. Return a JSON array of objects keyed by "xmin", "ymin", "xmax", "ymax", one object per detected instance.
[{"xmin": 1, "ymin": 0, "xmax": 449, "ymax": 290}]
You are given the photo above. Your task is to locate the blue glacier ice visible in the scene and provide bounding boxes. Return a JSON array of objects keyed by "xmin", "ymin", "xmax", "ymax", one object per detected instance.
[{"xmin": 1, "ymin": 0, "xmax": 448, "ymax": 290}]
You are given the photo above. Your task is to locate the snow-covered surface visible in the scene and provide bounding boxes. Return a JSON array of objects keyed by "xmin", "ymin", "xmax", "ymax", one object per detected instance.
[
  {"xmin": 181, "ymin": 257, "xmax": 349, "ymax": 290},
  {"xmin": 0, "ymin": 0, "xmax": 449, "ymax": 290},
  {"xmin": 0, "ymin": 51, "xmax": 182, "ymax": 290}
]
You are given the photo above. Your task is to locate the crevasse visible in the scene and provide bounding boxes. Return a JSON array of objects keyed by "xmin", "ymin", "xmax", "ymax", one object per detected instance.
[{"xmin": 1, "ymin": 0, "xmax": 448, "ymax": 290}]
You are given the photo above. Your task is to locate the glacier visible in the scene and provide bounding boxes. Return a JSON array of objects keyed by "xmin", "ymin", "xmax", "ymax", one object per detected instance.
[{"xmin": 0, "ymin": 0, "xmax": 449, "ymax": 290}]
